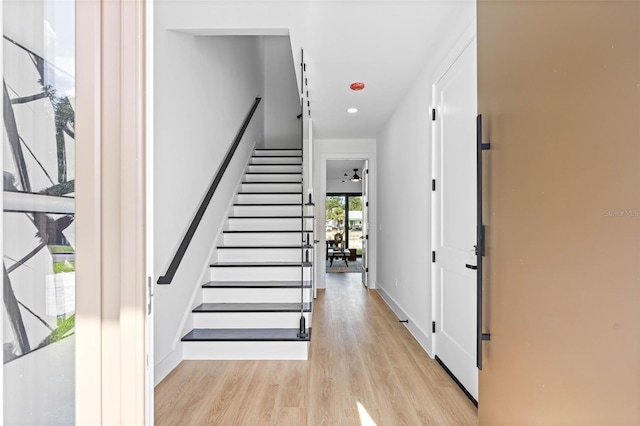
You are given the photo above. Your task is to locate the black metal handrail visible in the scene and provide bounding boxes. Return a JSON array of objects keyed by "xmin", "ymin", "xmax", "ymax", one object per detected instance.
[{"xmin": 157, "ymin": 98, "xmax": 262, "ymax": 285}]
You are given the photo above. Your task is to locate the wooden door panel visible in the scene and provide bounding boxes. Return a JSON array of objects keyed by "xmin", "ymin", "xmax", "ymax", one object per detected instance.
[{"xmin": 478, "ymin": 1, "xmax": 640, "ymax": 423}]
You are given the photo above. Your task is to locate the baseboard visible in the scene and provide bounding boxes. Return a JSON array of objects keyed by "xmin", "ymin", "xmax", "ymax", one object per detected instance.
[
  {"xmin": 375, "ymin": 282, "xmax": 433, "ymax": 357},
  {"xmin": 154, "ymin": 341, "xmax": 183, "ymax": 386}
]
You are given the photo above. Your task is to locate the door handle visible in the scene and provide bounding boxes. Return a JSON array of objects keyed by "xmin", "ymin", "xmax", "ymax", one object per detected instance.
[
  {"xmin": 477, "ymin": 114, "xmax": 492, "ymax": 370},
  {"xmin": 465, "ymin": 264, "xmax": 478, "ymax": 270}
]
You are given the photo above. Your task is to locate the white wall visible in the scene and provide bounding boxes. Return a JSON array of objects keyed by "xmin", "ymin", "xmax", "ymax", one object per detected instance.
[
  {"xmin": 375, "ymin": 16, "xmax": 475, "ymax": 356},
  {"xmin": 375, "ymin": 77, "xmax": 434, "ymax": 354},
  {"xmin": 263, "ymin": 36, "xmax": 301, "ymax": 148},
  {"xmin": 314, "ymin": 139, "xmax": 376, "ymax": 290},
  {"xmin": 153, "ymin": 20, "xmax": 264, "ymax": 382}
]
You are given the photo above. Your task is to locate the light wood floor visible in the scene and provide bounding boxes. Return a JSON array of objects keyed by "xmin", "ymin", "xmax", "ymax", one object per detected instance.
[{"xmin": 155, "ymin": 273, "xmax": 478, "ymax": 425}]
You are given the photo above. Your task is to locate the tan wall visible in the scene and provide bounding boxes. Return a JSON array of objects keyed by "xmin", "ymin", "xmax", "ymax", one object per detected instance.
[{"xmin": 478, "ymin": 1, "xmax": 640, "ymax": 423}]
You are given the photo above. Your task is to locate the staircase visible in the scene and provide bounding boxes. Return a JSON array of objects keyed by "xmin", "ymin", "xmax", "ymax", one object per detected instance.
[{"xmin": 181, "ymin": 148, "xmax": 314, "ymax": 360}]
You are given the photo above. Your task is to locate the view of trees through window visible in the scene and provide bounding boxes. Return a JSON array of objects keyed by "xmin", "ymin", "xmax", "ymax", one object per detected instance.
[{"xmin": 326, "ymin": 194, "xmax": 363, "ymax": 255}]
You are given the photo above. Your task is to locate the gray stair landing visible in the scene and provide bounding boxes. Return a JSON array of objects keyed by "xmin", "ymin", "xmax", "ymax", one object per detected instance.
[{"xmin": 182, "ymin": 328, "xmax": 312, "ymax": 342}]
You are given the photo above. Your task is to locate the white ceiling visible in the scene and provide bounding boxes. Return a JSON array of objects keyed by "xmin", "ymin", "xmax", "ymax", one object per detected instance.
[
  {"xmin": 300, "ymin": 2, "xmax": 474, "ymax": 139},
  {"xmin": 165, "ymin": 0, "xmax": 475, "ymax": 140}
]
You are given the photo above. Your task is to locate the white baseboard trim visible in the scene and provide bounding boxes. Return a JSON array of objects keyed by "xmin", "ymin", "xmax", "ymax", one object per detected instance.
[
  {"xmin": 375, "ymin": 282, "xmax": 434, "ymax": 358},
  {"xmin": 154, "ymin": 341, "xmax": 183, "ymax": 386}
]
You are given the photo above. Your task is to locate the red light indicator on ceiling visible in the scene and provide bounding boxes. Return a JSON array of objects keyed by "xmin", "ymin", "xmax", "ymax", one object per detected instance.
[{"xmin": 350, "ymin": 82, "xmax": 365, "ymax": 91}]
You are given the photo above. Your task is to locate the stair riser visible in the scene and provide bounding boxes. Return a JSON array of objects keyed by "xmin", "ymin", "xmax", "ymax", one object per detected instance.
[
  {"xmin": 251, "ymin": 157, "xmax": 301, "ymax": 165},
  {"xmin": 254, "ymin": 150, "xmax": 301, "ymax": 157},
  {"xmin": 210, "ymin": 267, "xmax": 311, "ymax": 282},
  {"xmin": 223, "ymin": 232, "xmax": 303, "ymax": 246},
  {"xmin": 233, "ymin": 205, "xmax": 302, "ymax": 216},
  {"xmin": 244, "ymin": 174, "xmax": 301, "ymax": 183},
  {"xmin": 203, "ymin": 287, "xmax": 312, "ymax": 303},
  {"xmin": 247, "ymin": 165, "xmax": 302, "ymax": 173},
  {"xmin": 241, "ymin": 183, "xmax": 302, "ymax": 193},
  {"xmin": 227, "ymin": 218, "xmax": 303, "ymax": 231},
  {"xmin": 193, "ymin": 312, "xmax": 310, "ymax": 329},
  {"xmin": 217, "ymin": 248, "xmax": 303, "ymax": 263},
  {"xmin": 237, "ymin": 193, "xmax": 301, "ymax": 204},
  {"xmin": 183, "ymin": 341, "xmax": 309, "ymax": 360}
]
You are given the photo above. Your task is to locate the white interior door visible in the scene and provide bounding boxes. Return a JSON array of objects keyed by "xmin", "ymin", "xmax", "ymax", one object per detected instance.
[
  {"xmin": 432, "ymin": 38, "xmax": 478, "ymax": 401},
  {"xmin": 361, "ymin": 161, "xmax": 369, "ymax": 287}
]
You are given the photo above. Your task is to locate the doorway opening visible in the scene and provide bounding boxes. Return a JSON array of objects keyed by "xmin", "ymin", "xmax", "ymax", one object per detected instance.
[
  {"xmin": 325, "ymin": 194, "xmax": 363, "ymax": 273},
  {"xmin": 322, "ymin": 158, "xmax": 370, "ymax": 287}
]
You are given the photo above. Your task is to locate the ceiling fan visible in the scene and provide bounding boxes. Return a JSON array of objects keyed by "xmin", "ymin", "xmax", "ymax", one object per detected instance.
[{"xmin": 342, "ymin": 169, "xmax": 361, "ymax": 183}]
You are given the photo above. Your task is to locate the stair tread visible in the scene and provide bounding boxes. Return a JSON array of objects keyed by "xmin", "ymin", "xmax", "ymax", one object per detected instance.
[
  {"xmin": 228, "ymin": 216, "xmax": 313, "ymax": 219},
  {"xmin": 252, "ymin": 155, "xmax": 302, "ymax": 158},
  {"xmin": 242, "ymin": 182, "xmax": 302, "ymax": 184},
  {"xmin": 210, "ymin": 261, "xmax": 311, "ymax": 267},
  {"xmin": 193, "ymin": 302, "xmax": 312, "ymax": 313},
  {"xmin": 248, "ymin": 163, "xmax": 302, "ymax": 166},
  {"xmin": 223, "ymin": 230, "xmax": 312, "ymax": 233},
  {"xmin": 217, "ymin": 245, "xmax": 306, "ymax": 249},
  {"xmin": 182, "ymin": 328, "xmax": 311, "ymax": 342},
  {"xmin": 245, "ymin": 172, "xmax": 302, "ymax": 175},
  {"xmin": 254, "ymin": 148, "xmax": 302, "ymax": 151},
  {"xmin": 203, "ymin": 280, "xmax": 312, "ymax": 288},
  {"xmin": 233, "ymin": 203, "xmax": 302, "ymax": 207},
  {"xmin": 238, "ymin": 192, "xmax": 302, "ymax": 194}
]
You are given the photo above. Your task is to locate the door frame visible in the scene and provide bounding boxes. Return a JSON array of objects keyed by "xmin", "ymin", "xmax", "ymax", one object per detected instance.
[
  {"xmin": 75, "ymin": 0, "xmax": 148, "ymax": 423},
  {"xmin": 316, "ymin": 153, "xmax": 376, "ymax": 291},
  {"xmin": 430, "ymin": 23, "xmax": 477, "ymax": 399},
  {"xmin": 361, "ymin": 160, "xmax": 369, "ymax": 287}
]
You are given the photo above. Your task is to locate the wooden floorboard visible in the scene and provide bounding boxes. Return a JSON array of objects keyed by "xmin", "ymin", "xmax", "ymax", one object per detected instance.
[{"xmin": 155, "ymin": 273, "xmax": 478, "ymax": 425}]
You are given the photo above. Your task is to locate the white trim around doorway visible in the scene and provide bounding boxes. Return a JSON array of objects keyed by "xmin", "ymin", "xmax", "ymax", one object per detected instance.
[{"xmin": 316, "ymin": 152, "xmax": 377, "ymax": 291}]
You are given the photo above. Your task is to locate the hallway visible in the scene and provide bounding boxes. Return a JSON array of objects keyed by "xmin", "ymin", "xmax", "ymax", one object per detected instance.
[{"xmin": 154, "ymin": 273, "xmax": 477, "ymax": 425}]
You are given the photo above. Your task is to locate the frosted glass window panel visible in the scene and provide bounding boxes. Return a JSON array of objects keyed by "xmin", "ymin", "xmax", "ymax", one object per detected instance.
[{"xmin": 3, "ymin": 0, "xmax": 76, "ymax": 423}]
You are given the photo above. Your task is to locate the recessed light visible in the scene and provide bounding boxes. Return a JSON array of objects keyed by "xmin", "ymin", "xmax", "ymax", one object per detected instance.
[{"xmin": 347, "ymin": 108, "xmax": 358, "ymax": 114}]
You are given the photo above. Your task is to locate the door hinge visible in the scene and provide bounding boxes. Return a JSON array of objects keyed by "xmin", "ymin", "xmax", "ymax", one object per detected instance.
[
  {"xmin": 432, "ymin": 179, "xmax": 436, "ymax": 191},
  {"xmin": 366, "ymin": 267, "xmax": 369, "ymax": 272},
  {"xmin": 432, "ymin": 251, "xmax": 436, "ymax": 263},
  {"xmin": 432, "ymin": 109, "xmax": 437, "ymax": 121},
  {"xmin": 366, "ymin": 169, "xmax": 369, "ymax": 174},
  {"xmin": 366, "ymin": 234, "xmax": 369, "ymax": 240},
  {"xmin": 432, "ymin": 321, "xmax": 436, "ymax": 333},
  {"xmin": 366, "ymin": 201, "xmax": 369, "ymax": 207}
]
